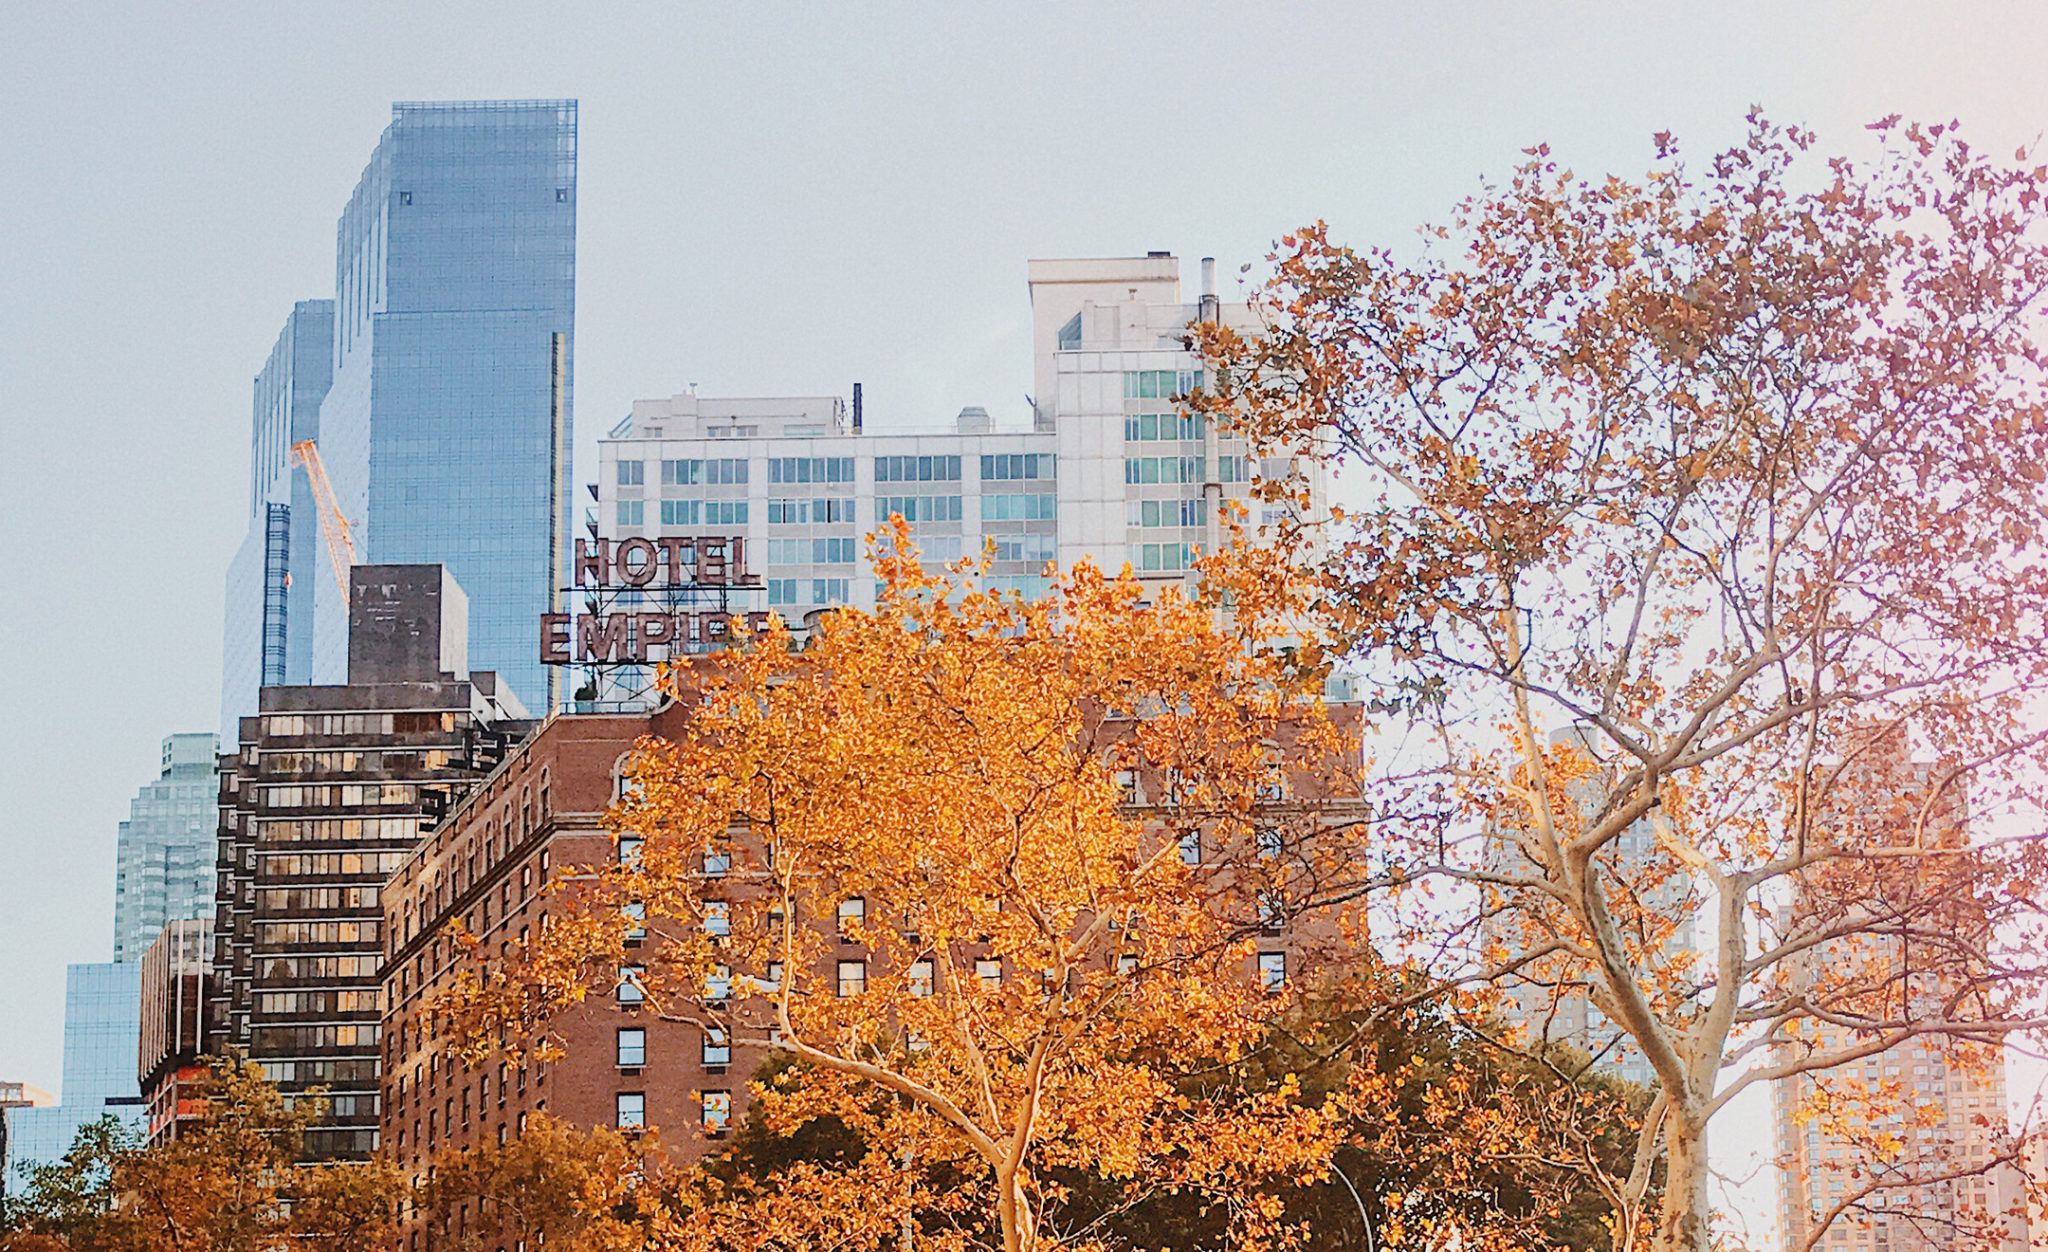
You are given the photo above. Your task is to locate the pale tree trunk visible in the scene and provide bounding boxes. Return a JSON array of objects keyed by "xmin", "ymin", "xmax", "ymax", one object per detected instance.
[
  {"xmin": 997, "ymin": 1162, "xmax": 1038, "ymax": 1252},
  {"xmin": 1653, "ymin": 1112, "xmax": 1711, "ymax": 1252}
]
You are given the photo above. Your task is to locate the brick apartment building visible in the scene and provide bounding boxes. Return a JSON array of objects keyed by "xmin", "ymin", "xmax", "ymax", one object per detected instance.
[
  {"xmin": 380, "ymin": 707, "xmax": 687, "ymax": 1191},
  {"xmin": 381, "ymin": 691, "xmax": 1359, "ymax": 1244}
]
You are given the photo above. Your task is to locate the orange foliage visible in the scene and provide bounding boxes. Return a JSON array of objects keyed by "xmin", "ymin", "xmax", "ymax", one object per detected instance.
[
  {"xmin": 448, "ymin": 526, "xmax": 1370, "ymax": 1251},
  {"xmin": 1194, "ymin": 114, "xmax": 2048, "ymax": 1252}
]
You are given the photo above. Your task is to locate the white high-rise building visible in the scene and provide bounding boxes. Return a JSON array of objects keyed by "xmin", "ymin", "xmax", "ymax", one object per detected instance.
[{"xmin": 579, "ymin": 253, "xmax": 1313, "ymax": 707}]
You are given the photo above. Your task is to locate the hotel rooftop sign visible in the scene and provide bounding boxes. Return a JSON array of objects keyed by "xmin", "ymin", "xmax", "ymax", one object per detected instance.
[{"xmin": 539, "ymin": 537, "xmax": 768, "ymax": 665}]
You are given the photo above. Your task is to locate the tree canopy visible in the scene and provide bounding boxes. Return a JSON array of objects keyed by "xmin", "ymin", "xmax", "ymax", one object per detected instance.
[
  {"xmin": 450, "ymin": 531, "xmax": 1372, "ymax": 1252},
  {"xmin": 1193, "ymin": 113, "xmax": 2048, "ymax": 1252}
]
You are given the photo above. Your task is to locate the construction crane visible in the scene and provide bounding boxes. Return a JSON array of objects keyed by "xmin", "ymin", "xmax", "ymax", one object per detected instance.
[{"xmin": 292, "ymin": 440, "xmax": 358, "ymax": 600}]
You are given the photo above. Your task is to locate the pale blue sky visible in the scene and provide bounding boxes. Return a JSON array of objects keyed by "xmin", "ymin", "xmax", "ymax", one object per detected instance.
[{"xmin": 0, "ymin": 0, "xmax": 2041, "ymax": 1227}]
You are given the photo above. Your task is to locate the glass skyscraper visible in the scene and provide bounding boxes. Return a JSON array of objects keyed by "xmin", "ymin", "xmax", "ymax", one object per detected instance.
[
  {"xmin": 3, "ymin": 964, "xmax": 145, "ymax": 1186},
  {"xmin": 310, "ymin": 100, "xmax": 578, "ymax": 714},
  {"xmin": 111, "ymin": 734, "xmax": 220, "ymax": 964},
  {"xmin": 220, "ymin": 301, "xmax": 334, "ymax": 743}
]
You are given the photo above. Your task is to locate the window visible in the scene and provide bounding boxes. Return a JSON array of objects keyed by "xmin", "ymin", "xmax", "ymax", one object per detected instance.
[
  {"xmin": 702, "ymin": 1090, "xmax": 732, "ymax": 1134},
  {"xmin": 616, "ymin": 1092, "xmax": 645, "ymax": 1129},
  {"xmin": 873, "ymin": 495, "xmax": 964, "ymax": 524},
  {"xmin": 769, "ymin": 497, "xmax": 856, "ymax": 524},
  {"xmin": 874, "ymin": 455, "xmax": 961, "ymax": 483},
  {"xmin": 1123, "ymin": 413, "xmax": 1205, "ymax": 442},
  {"xmin": 1218, "ymin": 454, "xmax": 1251, "ymax": 483},
  {"xmin": 980, "ymin": 453, "xmax": 1056, "ymax": 480},
  {"xmin": 811, "ymin": 578, "xmax": 850, "ymax": 604},
  {"xmin": 660, "ymin": 499, "xmax": 698, "ymax": 526},
  {"xmin": 617, "ymin": 966, "xmax": 645, "ymax": 1005},
  {"xmin": 1257, "ymin": 892, "xmax": 1285, "ymax": 933},
  {"xmin": 1118, "ymin": 953, "xmax": 1140, "ymax": 976},
  {"xmin": 664, "ymin": 458, "xmax": 747, "ymax": 485},
  {"xmin": 990, "ymin": 534, "xmax": 1056, "ymax": 564},
  {"xmin": 769, "ymin": 456, "xmax": 855, "ymax": 484},
  {"xmin": 1125, "ymin": 456, "xmax": 1206, "ymax": 485},
  {"xmin": 705, "ymin": 963, "xmax": 731, "ymax": 1003},
  {"xmin": 1258, "ymin": 952, "xmax": 1287, "ymax": 991},
  {"xmin": 622, "ymin": 902, "xmax": 646, "ymax": 941},
  {"xmin": 618, "ymin": 836, "xmax": 643, "ymax": 867},
  {"xmin": 616, "ymin": 1028, "xmax": 645, "ymax": 1067},
  {"xmin": 1127, "ymin": 497, "xmax": 1208, "ymax": 528},
  {"xmin": 617, "ymin": 460, "xmax": 645, "ymax": 486},
  {"xmin": 976, "ymin": 958, "xmax": 1002, "ymax": 989},
  {"xmin": 767, "ymin": 579, "xmax": 800, "ymax": 606},
  {"xmin": 703, "ymin": 848, "xmax": 730, "ymax": 877},
  {"xmin": 703, "ymin": 1028, "xmax": 730, "ymax": 1067},
  {"xmin": 908, "ymin": 960, "xmax": 935, "ymax": 998},
  {"xmin": 1257, "ymin": 829, "xmax": 1283, "ymax": 859},
  {"xmin": 838, "ymin": 897, "xmax": 866, "ymax": 943},
  {"xmin": 1139, "ymin": 542, "xmax": 1191, "ymax": 572},
  {"xmin": 765, "ymin": 538, "xmax": 857, "ymax": 565},
  {"xmin": 703, "ymin": 900, "xmax": 730, "ymax": 937},
  {"xmin": 1178, "ymin": 831, "xmax": 1202, "ymax": 866},
  {"xmin": 837, "ymin": 960, "xmax": 867, "ymax": 998},
  {"xmin": 615, "ymin": 500, "xmax": 644, "ymax": 526},
  {"xmin": 980, "ymin": 493, "xmax": 1057, "ymax": 522},
  {"xmin": 1123, "ymin": 369, "xmax": 1201, "ymax": 398}
]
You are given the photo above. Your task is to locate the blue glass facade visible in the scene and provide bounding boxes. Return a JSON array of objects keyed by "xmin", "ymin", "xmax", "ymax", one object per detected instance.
[
  {"xmin": 111, "ymin": 734, "xmax": 219, "ymax": 964},
  {"xmin": 4, "ymin": 964, "xmax": 145, "ymax": 1185},
  {"xmin": 310, "ymin": 100, "xmax": 577, "ymax": 713},
  {"xmin": 220, "ymin": 301, "xmax": 334, "ymax": 743}
]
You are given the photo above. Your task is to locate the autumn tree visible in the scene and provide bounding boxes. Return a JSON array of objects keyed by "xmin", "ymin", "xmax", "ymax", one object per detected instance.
[
  {"xmin": 417, "ymin": 1112, "xmax": 670, "ymax": 1252},
  {"xmin": 703, "ymin": 979, "xmax": 1654, "ymax": 1251},
  {"xmin": 451, "ymin": 531, "xmax": 1371, "ymax": 1252},
  {"xmin": 0, "ymin": 1058, "xmax": 402, "ymax": 1252},
  {"xmin": 1194, "ymin": 114, "xmax": 2048, "ymax": 1252}
]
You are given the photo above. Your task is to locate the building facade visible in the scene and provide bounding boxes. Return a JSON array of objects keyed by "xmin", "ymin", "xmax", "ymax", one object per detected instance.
[
  {"xmin": 220, "ymin": 300, "xmax": 335, "ymax": 744},
  {"xmin": 210, "ymin": 565, "xmax": 530, "ymax": 1160},
  {"xmin": 579, "ymin": 253, "xmax": 1306, "ymax": 704},
  {"xmin": 1483, "ymin": 727, "xmax": 1697, "ymax": 1089},
  {"xmin": 1771, "ymin": 734, "xmax": 2029, "ymax": 1252},
  {"xmin": 309, "ymin": 99, "xmax": 578, "ymax": 717},
  {"xmin": 380, "ymin": 711, "xmax": 674, "ymax": 1209},
  {"xmin": 137, "ymin": 919, "xmax": 212, "ymax": 1146},
  {"xmin": 112, "ymin": 733, "xmax": 220, "ymax": 964},
  {"xmin": 0, "ymin": 1081, "xmax": 56, "ymax": 1207},
  {"xmin": 3, "ymin": 964, "xmax": 146, "ymax": 1186}
]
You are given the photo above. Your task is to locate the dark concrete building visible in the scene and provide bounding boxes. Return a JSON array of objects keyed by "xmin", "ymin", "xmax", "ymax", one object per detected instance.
[{"xmin": 209, "ymin": 565, "xmax": 530, "ymax": 1159}]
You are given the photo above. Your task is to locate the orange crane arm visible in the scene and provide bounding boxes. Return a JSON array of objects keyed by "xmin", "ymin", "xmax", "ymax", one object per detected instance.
[{"xmin": 291, "ymin": 440, "xmax": 358, "ymax": 600}]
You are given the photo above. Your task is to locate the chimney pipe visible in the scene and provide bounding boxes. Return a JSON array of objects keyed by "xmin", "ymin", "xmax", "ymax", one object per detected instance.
[
  {"xmin": 1200, "ymin": 256, "xmax": 1216, "ymax": 298},
  {"xmin": 1199, "ymin": 257, "xmax": 1220, "ymax": 325},
  {"xmin": 852, "ymin": 382, "xmax": 863, "ymax": 433}
]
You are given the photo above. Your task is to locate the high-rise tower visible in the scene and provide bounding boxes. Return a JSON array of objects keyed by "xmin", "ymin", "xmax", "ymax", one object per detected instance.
[
  {"xmin": 309, "ymin": 100, "xmax": 578, "ymax": 715},
  {"xmin": 211, "ymin": 565, "xmax": 530, "ymax": 1160},
  {"xmin": 3, "ymin": 964, "xmax": 145, "ymax": 1186},
  {"xmin": 112, "ymin": 733, "xmax": 220, "ymax": 964},
  {"xmin": 219, "ymin": 301, "xmax": 335, "ymax": 743}
]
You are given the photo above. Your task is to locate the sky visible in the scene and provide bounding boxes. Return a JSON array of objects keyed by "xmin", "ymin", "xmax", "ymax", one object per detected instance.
[{"xmin": 1, "ymin": 0, "xmax": 2043, "ymax": 1232}]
